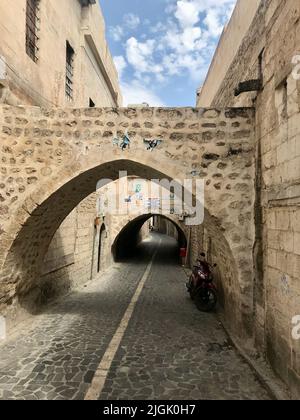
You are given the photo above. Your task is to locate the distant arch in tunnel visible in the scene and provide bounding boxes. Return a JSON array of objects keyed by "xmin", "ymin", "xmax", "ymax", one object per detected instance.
[
  {"xmin": 111, "ymin": 214, "xmax": 187, "ymax": 262},
  {"xmin": 0, "ymin": 156, "xmax": 248, "ymax": 335}
]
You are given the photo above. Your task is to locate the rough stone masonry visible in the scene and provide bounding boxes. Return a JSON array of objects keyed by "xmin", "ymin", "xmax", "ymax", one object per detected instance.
[{"xmin": 0, "ymin": 105, "xmax": 255, "ymax": 339}]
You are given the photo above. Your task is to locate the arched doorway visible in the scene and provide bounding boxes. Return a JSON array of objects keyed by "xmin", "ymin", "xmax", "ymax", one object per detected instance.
[
  {"xmin": 0, "ymin": 159, "xmax": 245, "ymax": 335},
  {"xmin": 97, "ymin": 224, "xmax": 107, "ymax": 273},
  {"xmin": 111, "ymin": 213, "xmax": 187, "ymax": 262}
]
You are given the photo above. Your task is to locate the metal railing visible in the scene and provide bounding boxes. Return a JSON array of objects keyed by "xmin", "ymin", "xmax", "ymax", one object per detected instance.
[{"xmin": 26, "ymin": 0, "xmax": 40, "ymax": 62}]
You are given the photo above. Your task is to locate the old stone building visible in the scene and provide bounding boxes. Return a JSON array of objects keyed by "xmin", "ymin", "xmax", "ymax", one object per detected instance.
[
  {"xmin": 0, "ymin": 105, "xmax": 256, "ymax": 329},
  {"xmin": 0, "ymin": 0, "xmax": 122, "ymax": 301},
  {"xmin": 0, "ymin": 0, "xmax": 121, "ymax": 107},
  {"xmin": 0, "ymin": 0, "xmax": 299, "ymax": 401},
  {"xmin": 197, "ymin": 0, "xmax": 300, "ymax": 398}
]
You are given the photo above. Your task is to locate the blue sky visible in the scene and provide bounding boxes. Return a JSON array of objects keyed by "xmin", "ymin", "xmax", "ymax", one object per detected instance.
[{"xmin": 100, "ymin": 0, "xmax": 236, "ymax": 107}]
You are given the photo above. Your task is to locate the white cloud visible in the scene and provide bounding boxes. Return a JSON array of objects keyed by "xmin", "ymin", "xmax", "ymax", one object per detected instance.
[
  {"xmin": 121, "ymin": 80, "xmax": 166, "ymax": 107},
  {"xmin": 123, "ymin": 13, "xmax": 141, "ymax": 30},
  {"xmin": 109, "ymin": 25, "xmax": 124, "ymax": 42},
  {"xmin": 113, "ymin": 55, "xmax": 165, "ymax": 107},
  {"xmin": 162, "ymin": 51, "xmax": 206, "ymax": 80},
  {"xmin": 126, "ymin": 37, "xmax": 155, "ymax": 73},
  {"xmin": 109, "ymin": 13, "xmax": 141, "ymax": 42},
  {"xmin": 204, "ymin": 7, "xmax": 224, "ymax": 37},
  {"xmin": 121, "ymin": 0, "xmax": 235, "ymax": 84},
  {"xmin": 175, "ymin": 0, "xmax": 200, "ymax": 28},
  {"xmin": 164, "ymin": 26, "xmax": 203, "ymax": 54},
  {"xmin": 113, "ymin": 56, "xmax": 127, "ymax": 79},
  {"xmin": 149, "ymin": 21, "xmax": 166, "ymax": 34},
  {"xmin": 111, "ymin": 0, "xmax": 237, "ymax": 103}
]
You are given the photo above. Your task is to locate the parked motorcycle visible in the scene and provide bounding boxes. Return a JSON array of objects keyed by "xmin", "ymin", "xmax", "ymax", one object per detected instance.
[{"xmin": 186, "ymin": 253, "xmax": 218, "ymax": 312}]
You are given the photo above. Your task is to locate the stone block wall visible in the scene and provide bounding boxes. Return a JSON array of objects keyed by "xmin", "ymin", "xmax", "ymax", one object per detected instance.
[
  {"xmin": 197, "ymin": 0, "xmax": 261, "ymax": 107},
  {"xmin": 0, "ymin": 0, "xmax": 122, "ymax": 312},
  {"xmin": 200, "ymin": 0, "xmax": 300, "ymax": 397},
  {"xmin": 0, "ymin": 105, "xmax": 256, "ymax": 345},
  {"xmin": 39, "ymin": 194, "xmax": 97, "ymax": 304},
  {"xmin": 43, "ymin": 210, "xmax": 77, "ymax": 277},
  {"xmin": 0, "ymin": 0, "xmax": 121, "ymax": 108},
  {"xmin": 138, "ymin": 221, "xmax": 151, "ymax": 244}
]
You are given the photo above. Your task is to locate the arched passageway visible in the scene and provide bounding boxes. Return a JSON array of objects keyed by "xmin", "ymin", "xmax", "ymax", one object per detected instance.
[
  {"xmin": 0, "ymin": 105, "xmax": 276, "ymax": 399},
  {"xmin": 0, "ymin": 105, "xmax": 256, "ymax": 337},
  {"xmin": 112, "ymin": 214, "xmax": 187, "ymax": 262},
  {"xmin": 0, "ymin": 151, "xmax": 253, "ymax": 342},
  {"xmin": 0, "ymin": 160, "xmax": 243, "ymax": 336}
]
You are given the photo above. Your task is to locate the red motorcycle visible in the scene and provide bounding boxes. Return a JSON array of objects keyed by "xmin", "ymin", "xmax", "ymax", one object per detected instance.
[{"xmin": 186, "ymin": 253, "xmax": 218, "ymax": 312}]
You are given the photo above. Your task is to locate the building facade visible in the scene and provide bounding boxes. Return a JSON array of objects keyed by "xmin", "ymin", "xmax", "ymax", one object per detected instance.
[
  {"xmin": 0, "ymin": 0, "xmax": 122, "ymax": 296},
  {"xmin": 197, "ymin": 0, "xmax": 300, "ymax": 398},
  {"xmin": 0, "ymin": 0, "xmax": 122, "ymax": 108}
]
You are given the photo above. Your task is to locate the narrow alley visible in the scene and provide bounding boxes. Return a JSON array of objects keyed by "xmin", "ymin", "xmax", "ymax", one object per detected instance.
[{"xmin": 0, "ymin": 234, "xmax": 271, "ymax": 400}]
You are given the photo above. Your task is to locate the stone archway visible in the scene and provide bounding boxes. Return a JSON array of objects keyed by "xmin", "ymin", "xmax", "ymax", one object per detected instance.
[
  {"xmin": 111, "ymin": 213, "xmax": 187, "ymax": 261},
  {"xmin": 0, "ymin": 160, "xmax": 244, "ymax": 335},
  {"xmin": 0, "ymin": 105, "xmax": 256, "ymax": 336}
]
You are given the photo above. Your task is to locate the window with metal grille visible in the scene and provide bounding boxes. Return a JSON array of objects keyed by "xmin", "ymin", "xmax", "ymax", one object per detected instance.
[
  {"xmin": 66, "ymin": 42, "xmax": 74, "ymax": 101},
  {"xmin": 26, "ymin": 0, "xmax": 40, "ymax": 62}
]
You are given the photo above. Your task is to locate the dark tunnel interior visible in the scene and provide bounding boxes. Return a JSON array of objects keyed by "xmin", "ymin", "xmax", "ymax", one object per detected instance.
[{"xmin": 112, "ymin": 214, "xmax": 187, "ymax": 262}]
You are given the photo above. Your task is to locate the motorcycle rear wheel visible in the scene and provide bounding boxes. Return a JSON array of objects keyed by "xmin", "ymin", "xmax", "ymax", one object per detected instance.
[{"xmin": 195, "ymin": 288, "xmax": 217, "ymax": 312}]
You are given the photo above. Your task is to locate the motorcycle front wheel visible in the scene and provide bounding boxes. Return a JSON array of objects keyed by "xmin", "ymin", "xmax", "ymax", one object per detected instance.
[{"xmin": 195, "ymin": 288, "xmax": 217, "ymax": 312}]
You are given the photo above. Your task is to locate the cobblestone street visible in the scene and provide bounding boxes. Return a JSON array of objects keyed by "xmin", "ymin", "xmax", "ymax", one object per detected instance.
[{"xmin": 0, "ymin": 234, "xmax": 271, "ymax": 400}]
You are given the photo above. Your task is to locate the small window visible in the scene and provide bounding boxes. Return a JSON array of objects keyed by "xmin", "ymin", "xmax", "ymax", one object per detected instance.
[
  {"xmin": 89, "ymin": 98, "xmax": 95, "ymax": 108},
  {"xmin": 26, "ymin": 0, "xmax": 40, "ymax": 62},
  {"xmin": 258, "ymin": 49, "xmax": 264, "ymax": 80},
  {"xmin": 66, "ymin": 42, "xmax": 74, "ymax": 101}
]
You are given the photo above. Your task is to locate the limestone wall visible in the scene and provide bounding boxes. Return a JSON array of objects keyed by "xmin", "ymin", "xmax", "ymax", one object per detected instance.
[
  {"xmin": 0, "ymin": 105, "xmax": 256, "ymax": 337},
  {"xmin": 197, "ymin": 0, "xmax": 261, "ymax": 107},
  {"xmin": 138, "ymin": 221, "xmax": 151, "ymax": 245},
  {"xmin": 38, "ymin": 194, "xmax": 96, "ymax": 303},
  {"xmin": 43, "ymin": 210, "xmax": 77, "ymax": 277},
  {"xmin": 198, "ymin": 0, "xmax": 300, "ymax": 398},
  {"xmin": 0, "ymin": 0, "xmax": 122, "ymax": 322},
  {"xmin": 0, "ymin": 0, "xmax": 122, "ymax": 108}
]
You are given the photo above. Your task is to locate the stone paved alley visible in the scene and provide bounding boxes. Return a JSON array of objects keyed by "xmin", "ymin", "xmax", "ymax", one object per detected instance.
[{"xmin": 0, "ymin": 234, "xmax": 272, "ymax": 400}]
